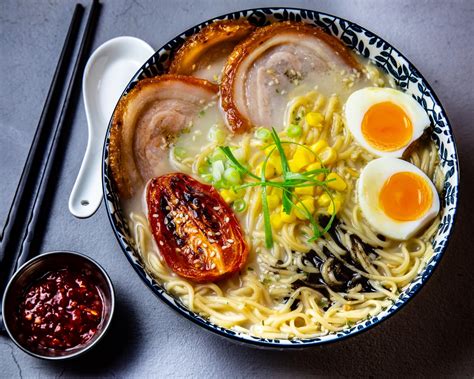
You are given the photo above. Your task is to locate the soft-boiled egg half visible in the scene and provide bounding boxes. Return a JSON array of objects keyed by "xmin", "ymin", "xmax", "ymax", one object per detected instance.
[
  {"xmin": 345, "ymin": 87, "xmax": 430, "ymax": 157},
  {"xmin": 358, "ymin": 157, "xmax": 439, "ymax": 240}
]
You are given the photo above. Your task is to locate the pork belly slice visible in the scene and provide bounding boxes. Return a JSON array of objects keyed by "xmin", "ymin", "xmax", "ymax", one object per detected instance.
[
  {"xmin": 221, "ymin": 22, "xmax": 361, "ymax": 133},
  {"xmin": 109, "ymin": 74, "xmax": 218, "ymax": 198},
  {"xmin": 168, "ymin": 20, "xmax": 255, "ymax": 83}
]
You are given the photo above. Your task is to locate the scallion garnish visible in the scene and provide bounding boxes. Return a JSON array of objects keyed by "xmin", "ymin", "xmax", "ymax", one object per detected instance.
[
  {"xmin": 219, "ymin": 146, "xmax": 260, "ymax": 181},
  {"xmin": 255, "ymin": 127, "xmax": 272, "ymax": 141},
  {"xmin": 219, "ymin": 129, "xmax": 337, "ymax": 247},
  {"xmin": 287, "ymin": 123, "xmax": 302, "ymax": 138},
  {"xmin": 223, "ymin": 167, "xmax": 241, "ymax": 185},
  {"xmin": 261, "ymin": 185, "xmax": 273, "ymax": 248},
  {"xmin": 270, "ymin": 128, "xmax": 293, "ymax": 215},
  {"xmin": 211, "ymin": 160, "xmax": 225, "ymax": 181},
  {"xmin": 233, "ymin": 198, "xmax": 247, "ymax": 212}
]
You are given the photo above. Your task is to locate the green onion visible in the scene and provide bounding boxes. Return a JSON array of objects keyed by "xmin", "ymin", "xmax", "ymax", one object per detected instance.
[
  {"xmin": 223, "ymin": 167, "xmax": 241, "ymax": 185},
  {"xmin": 174, "ymin": 147, "xmax": 187, "ymax": 160},
  {"xmin": 270, "ymin": 128, "xmax": 290, "ymax": 174},
  {"xmin": 308, "ymin": 189, "xmax": 336, "ymax": 241},
  {"xmin": 236, "ymin": 181, "xmax": 285, "ymax": 191},
  {"xmin": 305, "ymin": 167, "xmax": 329, "ymax": 176},
  {"xmin": 262, "ymin": 185, "xmax": 273, "ymax": 248},
  {"xmin": 259, "ymin": 151, "xmax": 273, "ymax": 248},
  {"xmin": 230, "ymin": 147, "xmax": 246, "ymax": 162},
  {"xmin": 261, "ymin": 145, "xmax": 277, "ymax": 248},
  {"xmin": 219, "ymin": 129, "xmax": 338, "ymax": 245},
  {"xmin": 208, "ymin": 148, "xmax": 227, "ymax": 163},
  {"xmin": 287, "ymin": 124, "xmax": 302, "ymax": 138},
  {"xmin": 219, "ymin": 147, "xmax": 260, "ymax": 180},
  {"xmin": 208, "ymin": 125, "xmax": 226, "ymax": 144},
  {"xmin": 285, "ymin": 172, "xmax": 328, "ymax": 186},
  {"xmin": 211, "ymin": 160, "xmax": 225, "ymax": 181},
  {"xmin": 255, "ymin": 127, "xmax": 271, "ymax": 141},
  {"xmin": 297, "ymin": 194, "xmax": 320, "ymax": 237},
  {"xmin": 270, "ymin": 128, "xmax": 292, "ymax": 214},
  {"xmin": 233, "ymin": 198, "xmax": 247, "ymax": 212}
]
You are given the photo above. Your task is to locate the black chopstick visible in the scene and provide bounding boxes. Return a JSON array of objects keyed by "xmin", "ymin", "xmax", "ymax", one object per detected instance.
[
  {"xmin": 0, "ymin": 4, "xmax": 84, "ymax": 288},
  {"xmin": 13, "ymin": 0, "xmax": 102, "ymax": 272}
]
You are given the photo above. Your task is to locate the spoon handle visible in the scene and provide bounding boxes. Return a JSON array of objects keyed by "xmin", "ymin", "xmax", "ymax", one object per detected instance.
[{"xmin": 68, "ymin": 124, "xmax": 104, "ymax": 218}]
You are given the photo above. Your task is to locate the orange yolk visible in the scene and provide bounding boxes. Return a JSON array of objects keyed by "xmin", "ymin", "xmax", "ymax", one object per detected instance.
[
  {"xmin": 362, "ymin": 101, "xmax": 413, "ymax": 151},
  {"xmin": 379, "ymin": 171, "xmax": 432, "ymax": 221}
]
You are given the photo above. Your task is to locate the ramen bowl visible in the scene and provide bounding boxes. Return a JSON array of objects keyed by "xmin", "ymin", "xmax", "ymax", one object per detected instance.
[{"xmin": 102, "ymin": 7, "xmax": 459, "ymax": 348}]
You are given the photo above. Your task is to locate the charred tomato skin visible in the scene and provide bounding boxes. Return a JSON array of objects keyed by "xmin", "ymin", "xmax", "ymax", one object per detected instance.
[{"xmin": 147, "ymin": 173, "xmax": 248, "ymax": 283}]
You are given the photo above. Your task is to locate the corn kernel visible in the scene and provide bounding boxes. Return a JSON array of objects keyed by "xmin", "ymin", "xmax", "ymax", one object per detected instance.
[
  {"xmin": 295, "ymin": 185, "xmax": 314, "ymax": 196},
  {"xmin": 306, "ymin": 162, "xmax": 325, "ymax": 182},
  {"xmin": 306, "ymin": 162, "xmax": 322, "ymax": 172},
  {"xmin": 305, "ymin": 112, "xmax": 324, "ymax": 127},
  {"xmin": 319, "ymin": 147, "xmax": 337, "ymax": 165},
  {"xmin": 326, "ymin": 173, "xmax": 347, "ymax": 191},
  {"xmin": 256, "ymin": 161, "xmax": 276, "ymax": 179},
  {"xmin": 270, "ymin": 213, "xmax": 284, "ymax": 229},
  {"xmin": 267, "ymin": 143, "xmax": 290, "ymax": 156},
  {"xmin": 293, "ymin": 146, "xmax": 314, "ymax": 164},
  {"xmin": 310, "ymin": 140, "xmax": 328, "ymax": 154},
  {"xmin": 328, "ymin": 196, "xmax": 343, "ymax": 214},
  {"xmin": 268, "ymin": 155, "xmax": 283, "ymax": 175},
  {"xmin": 288, "ymin": 159, "xmax": 303, "ymax": 172},
  {"xmin": 266, "ymin": 193, "xmax": 280, "ymax": 209},
  {"xmin": 280, "ymin": 208, "xmax": 296, "ymax": 223},
  {"xmin": 268, "ymin": 186, "xmax": 282, "ymax": 197},
  {"xmin": 220, "ymin": 189, "xmax": 239, "ymax": 203},
  {"xmin": 264, "ymin": 145, "xmax": 275, "ymax": 155},
  {"xmin": 288, "ymin": 147, "xmax": 314, "ymax": 172},
  {"xmin": 317, "ymin": 193, "xmax": 331, "ymax": 207},
  {"xmin": 295, "ymin": 196, "xmax": 315, "ymax": 220}
]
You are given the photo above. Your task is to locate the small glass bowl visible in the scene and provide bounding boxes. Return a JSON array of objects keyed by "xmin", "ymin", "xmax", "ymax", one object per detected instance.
[{"xmin": 2, "ymin": 250, "xmax": 115, "ymax": 360}]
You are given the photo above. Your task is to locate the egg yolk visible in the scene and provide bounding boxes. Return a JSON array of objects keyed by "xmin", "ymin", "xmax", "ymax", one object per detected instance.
[
  {"xmin": 362, "ymin": 101, "xmax": 413, "ymax": 151},
  {"xmin": 379, "ymin": 171, "xmax": 432, "ymax": 221}
]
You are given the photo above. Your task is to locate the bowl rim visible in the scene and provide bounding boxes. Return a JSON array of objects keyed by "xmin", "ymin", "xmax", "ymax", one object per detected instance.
[
  {"xmin": 102, "ymin": 6, "xmax": 460, "ymax": 348},
  {"xmin": 2, "ymin": 250, "xmax": 116, "ymax": 360}
]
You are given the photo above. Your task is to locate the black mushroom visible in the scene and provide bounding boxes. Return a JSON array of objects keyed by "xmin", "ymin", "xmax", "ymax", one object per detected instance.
[{"xmin": 293, "ymin": 217, "xmax": 376, "ymax": 295}]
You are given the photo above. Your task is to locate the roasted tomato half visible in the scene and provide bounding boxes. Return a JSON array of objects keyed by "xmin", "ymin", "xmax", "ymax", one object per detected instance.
[{"xmin": 147, "ymin": 173, "xmax": 248, "ymax": 283}]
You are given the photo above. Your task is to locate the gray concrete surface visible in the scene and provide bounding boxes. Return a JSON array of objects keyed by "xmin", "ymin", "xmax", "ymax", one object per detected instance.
[{"xmin": 1, "ymin": 0, "xmax": 473, "ymax": 377}]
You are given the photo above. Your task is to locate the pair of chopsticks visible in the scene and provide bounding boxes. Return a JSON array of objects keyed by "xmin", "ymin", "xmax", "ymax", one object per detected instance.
[{"xmin": 0, "ymin": 1, "xmax": 101, "ymax": 297}]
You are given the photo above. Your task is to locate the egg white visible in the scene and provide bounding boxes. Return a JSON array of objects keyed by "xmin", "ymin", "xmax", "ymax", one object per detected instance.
[
  {"xmin": 357, "ymin": 157, "xmax": 440, "ymax": 240},
  {"xmin": 344, "ymin": 87, "xmax": 430, "ymax": 158}
]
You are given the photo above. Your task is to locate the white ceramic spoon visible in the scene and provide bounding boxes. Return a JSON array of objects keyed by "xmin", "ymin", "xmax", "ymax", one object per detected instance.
[{"xmin": 69, "ymin": 36, "xmax": 154, "ymax": 218}]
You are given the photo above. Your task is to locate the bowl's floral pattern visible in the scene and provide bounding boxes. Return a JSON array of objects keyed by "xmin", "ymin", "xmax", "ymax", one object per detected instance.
[{"xmin": 102, "ymin": 8, "xmax": 459, "ymax": 347}]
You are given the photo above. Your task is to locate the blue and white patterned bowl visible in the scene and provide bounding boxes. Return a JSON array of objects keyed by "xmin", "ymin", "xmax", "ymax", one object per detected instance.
[{"xmin": 102, "ymin": 8, "xmax": 460, "ymax": 348}]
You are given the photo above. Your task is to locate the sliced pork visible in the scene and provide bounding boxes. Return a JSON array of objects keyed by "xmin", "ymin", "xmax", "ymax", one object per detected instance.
[
  {"xmin": 221, "ymin": 22, "xmax": 362, "ymax": 133},
  {"xmin": 168, "ymin": 20, "xmax": 255, "ymax": 83},
  {"xmin": 109, "ymin": 75, "xmax": 218, "ymax": 198}
]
